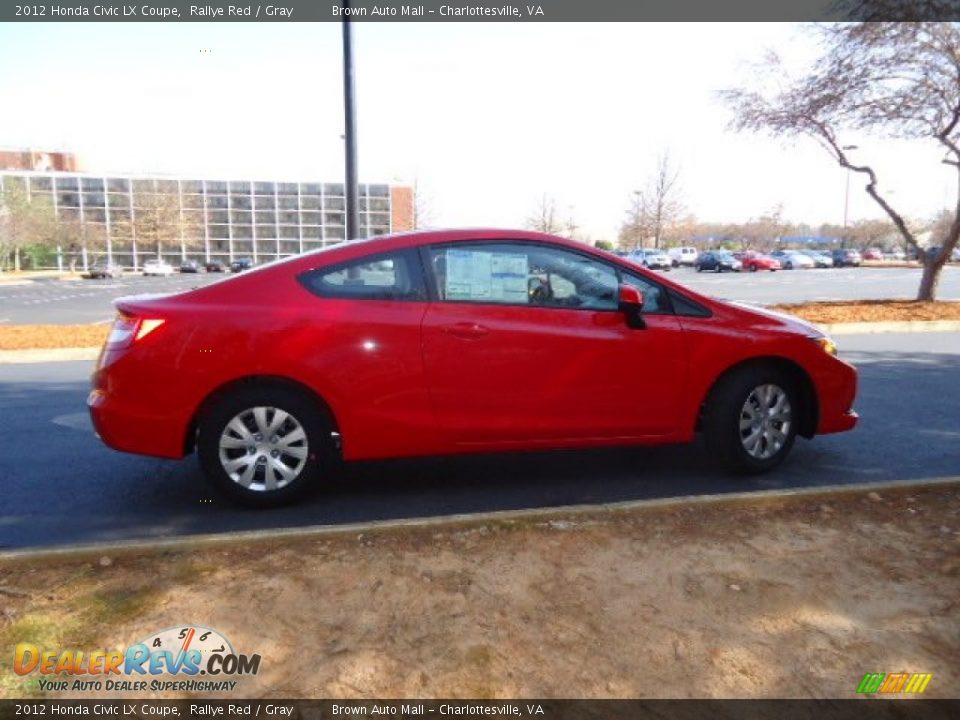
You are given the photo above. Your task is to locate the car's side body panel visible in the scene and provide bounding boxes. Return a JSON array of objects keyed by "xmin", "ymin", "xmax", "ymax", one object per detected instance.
[{"xmin": 421, "ymin": 302, "xmax": 688, "ymax": 446}]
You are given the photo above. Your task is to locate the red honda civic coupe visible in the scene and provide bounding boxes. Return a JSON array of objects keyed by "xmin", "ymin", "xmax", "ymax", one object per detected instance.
[
  {"xmin": 740, "ymin": 251, "xmax": 782, "ymax": 272},
  {"xmin": 89, "ymin": 229, "xmax": 858, "ymax": 507}
]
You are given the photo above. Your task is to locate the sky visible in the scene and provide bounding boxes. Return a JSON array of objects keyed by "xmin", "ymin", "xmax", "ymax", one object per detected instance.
[{"xmin": 0, "ymin": 21, "xmax": 955, "ymax": 240}]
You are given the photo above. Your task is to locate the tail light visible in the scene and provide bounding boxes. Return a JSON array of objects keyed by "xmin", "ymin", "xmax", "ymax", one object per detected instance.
[{"xmin": 106, "ymin": 313, "xmax": 165, "ymax": 349}]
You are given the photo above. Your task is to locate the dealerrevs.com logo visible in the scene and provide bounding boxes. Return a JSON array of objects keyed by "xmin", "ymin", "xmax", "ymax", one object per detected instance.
[{"xmin": 14, "ymin": 625, "xmax": 261, "ymax": 693}]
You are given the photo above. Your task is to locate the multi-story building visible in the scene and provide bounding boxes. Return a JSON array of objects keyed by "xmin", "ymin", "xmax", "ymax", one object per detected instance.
[
  {"xmin": 0, "ymin": 167, "xmax": 414, "ymax": 268},
  {"xmin": 0, "ymin": 147, "xmax": 81, "ymax": 173}
]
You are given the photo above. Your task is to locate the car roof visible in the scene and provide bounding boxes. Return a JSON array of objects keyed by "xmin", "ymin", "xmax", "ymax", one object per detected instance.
[{"xmin": 289, "ymin": 228, "xmax": 614, "ymax": 267}]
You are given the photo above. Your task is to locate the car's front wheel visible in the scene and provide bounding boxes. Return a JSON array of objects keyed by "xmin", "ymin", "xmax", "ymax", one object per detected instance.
[
  {"xmin": 197, "ymin": 386, "xmax": 335, "ymax": 507},
  {"xmin": 703, "ymin": 365, "xmax": 798, "ymax": 474}
]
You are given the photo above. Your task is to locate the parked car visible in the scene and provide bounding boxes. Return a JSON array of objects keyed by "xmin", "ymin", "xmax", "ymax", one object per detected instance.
[
  {"xmin": 142, "ymin": 258, "xmax": 175, "ymax": 277},
  {"xmin": 695, "ymin": 250, "xmax": 742, "ymax": 273},
  {"xmin": 831, "ymin": 248, "xmax": 862, "ymax": 267},
  {"xmin": 885, "ymin": 249, "xmax": 906, "ymax": 261},
  {"xmin": 771, "ymin": 250, "xmax": 815, "ymax": 270},
  {"xmin": 924, "ymin": 246, "xmax": 959, "ymax": 262},
  {"xmin": 629, "ymin": 248, "xmax": 671, "ymax": 271},
  {"xmin": 740, "ymin": 252, "xmax": 781, "ymax": 272},
  {"xmin": 88, "ymin": 261, "xmax": 124, "ymax": 279},
  {"xmin": 802, "ymin": 251, "xmax": 834, "ymax": 268},
  {"xmin": 180, "ymin": 260, "xmax": 204, "ymax": 274},
  {"xmin": 230, "ymin": 257, "xmax": 256, "ymax": 273},
  {"xmin": 862, "ymin": 248, "xmax": 883, "ymax": 261},
  {"xmin": 89, "ymin": 228, "xmax": 858, "ymax": 506},
  {"xmin": 667, "ymin": 246, "xmax": 698, "ymax": 268},
  {"xmin": 204, "ymin": 260, "xmax": 227, "ymax": 273}
]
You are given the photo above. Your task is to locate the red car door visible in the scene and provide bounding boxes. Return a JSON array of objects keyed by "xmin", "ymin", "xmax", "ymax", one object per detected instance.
[{"xmin": 420, "ymin": 241, "xmax": 688, "ymax": 447}]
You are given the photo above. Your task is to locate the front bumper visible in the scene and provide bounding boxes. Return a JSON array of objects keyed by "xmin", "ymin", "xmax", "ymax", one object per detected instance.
[{"xmin": 813, "ymin": 356, "xmax": 859, "ymax": 435}]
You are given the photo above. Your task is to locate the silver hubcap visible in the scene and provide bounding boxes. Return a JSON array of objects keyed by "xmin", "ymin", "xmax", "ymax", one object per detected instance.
[
  {"xmin": 218, "ymin": 406, "xmax": 308, "ymax": 492},
  {"xmin": 739, "ymin": 384, "xmax": 792, "ymax": 460}
]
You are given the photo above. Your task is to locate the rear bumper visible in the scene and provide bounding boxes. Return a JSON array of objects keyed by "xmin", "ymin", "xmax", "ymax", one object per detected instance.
[{"xmin": 88, "ymin": 387, "xmax": 187, "ymax": 460}]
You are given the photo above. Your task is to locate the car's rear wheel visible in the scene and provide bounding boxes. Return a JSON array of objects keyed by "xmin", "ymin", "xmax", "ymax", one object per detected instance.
[
  {"xmin": 703, "ymin": 365, "xmax": 798, "ymax": 474},
  {"xmin": 750, "ymin": 264, "xmax": 758, "ymax": 272},
  {"xmin": 198, "ymin": 386, "xmax": 335, "ymax": 507}
]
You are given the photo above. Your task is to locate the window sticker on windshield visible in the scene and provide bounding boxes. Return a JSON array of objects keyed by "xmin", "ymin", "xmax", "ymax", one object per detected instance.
[{"xmin": 446, "ymin": 249, "xmax": 528, "ymax": 303}]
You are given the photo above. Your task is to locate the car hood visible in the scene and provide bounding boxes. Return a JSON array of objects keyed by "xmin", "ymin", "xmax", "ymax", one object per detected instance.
[{"xmin": 723, "ymin": 300, "xmax": 825, "ymax": 338}]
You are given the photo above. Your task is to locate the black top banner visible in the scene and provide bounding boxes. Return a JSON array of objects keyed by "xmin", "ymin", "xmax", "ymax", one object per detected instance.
[
  {"xmin": 2, "ymin": 0, "xmax": 959, "ymax": 22},
  {"xmin": 1, "ymin": 700, "xmax": 960, "ymax": 720}
]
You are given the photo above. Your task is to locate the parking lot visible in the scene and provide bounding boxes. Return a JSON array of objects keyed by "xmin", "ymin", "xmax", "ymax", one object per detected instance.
[
  {"xmin": 1, "ymin": 331, "xmax": 957, "ymax": 551},
  {"xmin": 1, "ymin": 264, "xmax": 959, "ymax": 325}
]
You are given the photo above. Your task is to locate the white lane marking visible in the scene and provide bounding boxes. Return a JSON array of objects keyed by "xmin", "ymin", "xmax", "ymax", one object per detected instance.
[{"xmin": 51, "ymin": 412, "xmax": 93, "ymax": 432}]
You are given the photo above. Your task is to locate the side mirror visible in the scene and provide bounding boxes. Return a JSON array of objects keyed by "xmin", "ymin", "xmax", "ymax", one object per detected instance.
[{"xmin": 618, "ymin": 284, "xmax": 645, "ymax": 329}]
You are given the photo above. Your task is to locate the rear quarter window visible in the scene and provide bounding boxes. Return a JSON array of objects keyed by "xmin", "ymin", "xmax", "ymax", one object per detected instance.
[{"xmin": 298, "ymin": 251, "xmax": 426, "ymax": 301}]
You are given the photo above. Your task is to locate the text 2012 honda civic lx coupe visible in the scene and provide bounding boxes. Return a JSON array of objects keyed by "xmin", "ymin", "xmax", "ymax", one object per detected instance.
[{"xmin": 89, "ymin": 229, "xmax": 858, "ymax": 507}]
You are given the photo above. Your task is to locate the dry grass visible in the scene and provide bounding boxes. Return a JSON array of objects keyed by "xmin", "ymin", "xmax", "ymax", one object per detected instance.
[
  {"xmin": 1, "ymin": 301, "xmax": 959, "ymax": 351},
  {"xmin": 770, "ymin": 300, "xmax": 960, "ymax": 325},
  {"xmin": 0, "ymin": 325, "xmax": 109, "ymax": 350}
]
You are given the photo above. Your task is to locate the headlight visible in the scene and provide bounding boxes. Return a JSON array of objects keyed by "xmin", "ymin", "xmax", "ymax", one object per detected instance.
[{"xmin": 811, "ymin": 336, "xmax": 838, "ymax": 356}]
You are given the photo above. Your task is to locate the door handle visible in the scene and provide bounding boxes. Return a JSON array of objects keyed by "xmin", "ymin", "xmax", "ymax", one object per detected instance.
[{"xmin": 440, "ymin": 322, "xmax": 490, "ymax": 339}]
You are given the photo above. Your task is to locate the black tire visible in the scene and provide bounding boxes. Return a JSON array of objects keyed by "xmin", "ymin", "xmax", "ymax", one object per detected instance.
[
  {"xmin": 750, "ymin": 265, "xmax": 758, "ymax": 272},
  {"xmin": 197, "ymin": 385, "xmax": 336, "ymax": 507},
  {"xmin": 696, "ymin": 264, "xmax": 702, "ymax": 272},
  {"xmin": 703, "ymin": 364, "xmax": 798, "ymax": 474}
]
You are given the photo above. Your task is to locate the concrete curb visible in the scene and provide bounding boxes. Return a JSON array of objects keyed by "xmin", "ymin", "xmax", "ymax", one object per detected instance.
[
  {"xmin": 819, "ymin": 319, "xmax": 960, "ymax": 335},
  {"xmin": 2, "ymin": 475, "xmax": 956, "ymax": 564},
  {"xmin": 0, "ymin": 347, "xmax": 100, "ymax": 364}
]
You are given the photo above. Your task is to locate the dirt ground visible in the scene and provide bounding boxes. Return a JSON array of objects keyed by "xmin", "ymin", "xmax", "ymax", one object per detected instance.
[
  {"xmin": 1, "ymin": 483, "xmax": 957, "ymax": 699},
  {"xmin": 2, "ymin": 301, "xmax": 960, "ymax": 350}
]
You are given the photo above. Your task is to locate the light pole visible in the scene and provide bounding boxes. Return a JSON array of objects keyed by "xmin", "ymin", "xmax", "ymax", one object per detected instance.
[
  {"xmin": 632, "ymin": 190, "xmax": 642, "ymax": 249},
  {"xmin": 842, "ymin": 145, "xmax": 858, "ymax": 247},
  {"xmin": 341, "ymin": 7, "xmax": 359, "ymax": 241}
]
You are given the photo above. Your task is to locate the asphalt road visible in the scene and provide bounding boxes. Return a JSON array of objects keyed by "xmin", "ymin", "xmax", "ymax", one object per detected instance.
[
  {"xmin": 1, "ymin": 332, "xmax": 957, "ymax": 551},
  {"xmin": 1, "ymin": 265, "xmax": 959, "ymax": 325}
]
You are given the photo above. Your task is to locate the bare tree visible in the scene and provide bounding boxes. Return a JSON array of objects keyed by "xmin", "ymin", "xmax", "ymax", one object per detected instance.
[
  {"xmin": 846, "ymin": 218, "xmax": 900, "ymax": 251},
  {"xmin": 132, "ymin": 186, "xmax": 185, "ymax": 260},
  {"xmin": 618, "ymin": 190, "xmax": 649, "ymax": 250},
  {"xmin": 621, "ymin": 152, "xmax": 684, "ymax": 249},
  {"xmin": 412, "ymin": 177, "xmax": 434, "ymax": 229},
  {"xmin": 724, "ymin": 23, "xmax": 960, "ymax": 300},
  {"xmin": 526, "ymin": 193, "xmax": 563, "ymax": 234}
]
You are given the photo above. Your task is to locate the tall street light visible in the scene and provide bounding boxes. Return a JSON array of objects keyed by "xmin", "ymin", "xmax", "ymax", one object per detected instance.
[
  {"xmin": 342, "ymin": 6, "xmax": 359, "ymax": 241},
  {"xmin": 842, "ymin": 144, "xmax": 858, "ymax": 247}
]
